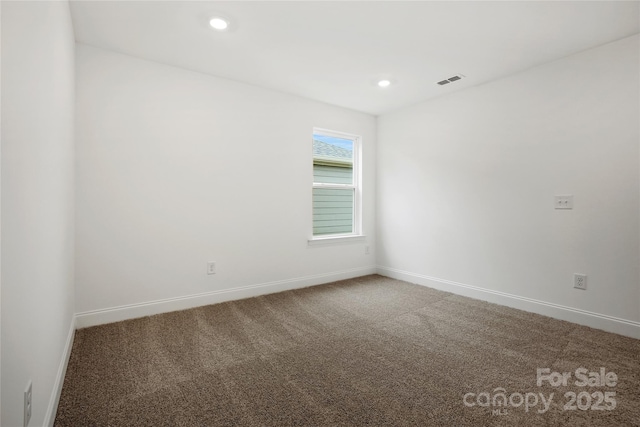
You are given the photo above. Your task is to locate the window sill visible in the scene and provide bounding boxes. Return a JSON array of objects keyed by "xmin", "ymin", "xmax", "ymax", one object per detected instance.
[{"xmin": 307, "ymin": 235, "xmax": 366, "ymax": 246}]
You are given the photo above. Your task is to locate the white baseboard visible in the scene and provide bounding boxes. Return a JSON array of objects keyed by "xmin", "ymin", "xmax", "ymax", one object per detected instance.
[
  {"xmin": 44, "ymin": 315, "xmax": 76, "ymax": 427},
  {"xmin": 75, "ymin": 266, "xmax": 377, "ymax": 328},
  {"xmin": 377, "ymin": 266, "xmax": 640, "ymax": 340}
]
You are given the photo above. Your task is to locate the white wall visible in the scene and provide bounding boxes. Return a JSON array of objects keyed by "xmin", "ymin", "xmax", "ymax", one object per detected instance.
[
  {"xmin": 75, "ymin": 44, "xmax": 376, "ymax": 319},
  {"xmin": 377, "ymin": 35, "xmax": 640, "ymax": 329},
  {"xmin": 1, "ymin": 1, "xmax": 76, "ymax": 426}
]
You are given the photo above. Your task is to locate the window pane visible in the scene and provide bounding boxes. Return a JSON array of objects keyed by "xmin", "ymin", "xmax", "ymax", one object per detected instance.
[
  {"xmin": 313, "ymin": 134, "xmax": 353, "ymax": 185},
  {"xmin": 312, "ymin": 187, "xmax": 354, "ymax": 235}
]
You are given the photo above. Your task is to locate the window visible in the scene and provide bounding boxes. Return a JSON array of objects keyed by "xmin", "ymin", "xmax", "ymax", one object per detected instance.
[{"xmin": 311, "ymin": 128, "xmax": 361, "ymax": 240}]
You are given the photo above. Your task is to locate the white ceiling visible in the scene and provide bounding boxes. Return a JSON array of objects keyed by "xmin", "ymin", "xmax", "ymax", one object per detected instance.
[{"xmin": 70, "ymin": 1, "xmax": 640, "ymax": 116}]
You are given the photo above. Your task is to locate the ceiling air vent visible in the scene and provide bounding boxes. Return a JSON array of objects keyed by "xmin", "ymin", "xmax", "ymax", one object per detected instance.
[{"xmin": 437, "ymin": 74, "xmax": 465, "ymax": 85}]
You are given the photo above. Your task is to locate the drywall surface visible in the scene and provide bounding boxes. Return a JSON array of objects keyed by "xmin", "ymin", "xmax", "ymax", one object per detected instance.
[
  {"xmin": 1, "ymin": 1, "xmax": 76, "ymax": 426},
  {"xmin": 75, "ymin": 44, "xmax": 376, "ymax": 315},
  {"xmin": 377, "ymin": 35, "xmax": 640, "ymax": 323}
]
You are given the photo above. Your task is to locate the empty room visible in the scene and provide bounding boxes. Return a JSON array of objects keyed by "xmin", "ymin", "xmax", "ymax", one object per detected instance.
[{"xmin": 2, "ymin": 1, "xmax": 639, "ymax": 426}]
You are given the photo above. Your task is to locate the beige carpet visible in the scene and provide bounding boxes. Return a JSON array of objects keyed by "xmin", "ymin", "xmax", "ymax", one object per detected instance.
[{"xmin": 55, "ymin": 275, "xmax": 640, "ymax": 426}]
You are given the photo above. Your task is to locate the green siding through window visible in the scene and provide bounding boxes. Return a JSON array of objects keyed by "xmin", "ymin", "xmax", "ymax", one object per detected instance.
[
  {"xmin": 313, "ymin": 165, "xmax": 353, "ymax": 185},
  {"xmin": 313, "ymin": 186, "xmax": 354, "ymax": 235}
]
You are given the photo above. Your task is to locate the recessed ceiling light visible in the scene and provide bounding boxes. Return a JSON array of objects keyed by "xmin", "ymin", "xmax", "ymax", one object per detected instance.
[
  {"xmin": 377, "ymin": 79, "xmax": 391, "ymax": 88},
  {"xmin": 209, "ymin": 17, "xmax": 229, "ymax": 31}
]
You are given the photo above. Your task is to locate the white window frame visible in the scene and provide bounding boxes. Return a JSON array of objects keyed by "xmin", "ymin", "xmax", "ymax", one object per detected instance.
[{"xmin": 309, "ymin": 128, "xmax": 364, "ymax": 245}]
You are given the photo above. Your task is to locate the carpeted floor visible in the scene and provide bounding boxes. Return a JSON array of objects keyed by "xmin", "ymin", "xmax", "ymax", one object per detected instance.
[{"xmin": 55, "ymin": 275, "xmax": 640, "ymax": 426}]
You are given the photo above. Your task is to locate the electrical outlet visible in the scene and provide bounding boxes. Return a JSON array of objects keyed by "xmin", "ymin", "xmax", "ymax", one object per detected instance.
[
  {"xmin": 574, "ymin": 274, "xmax": 587, "ymax": 290},
  {"xmin": 365, "ymin": 246, "xmax": 370, "ymax": 255},
  {"xmin": 24, "ymin": 380, "xmax": 32, "ymax": 427},
  {"xmin": 207, "ymin": 262, "xmax": 216, "ymax": 275},
  {"xmin": 555, "ymin": 195, "xmax": 573, "ymax": 209}
]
